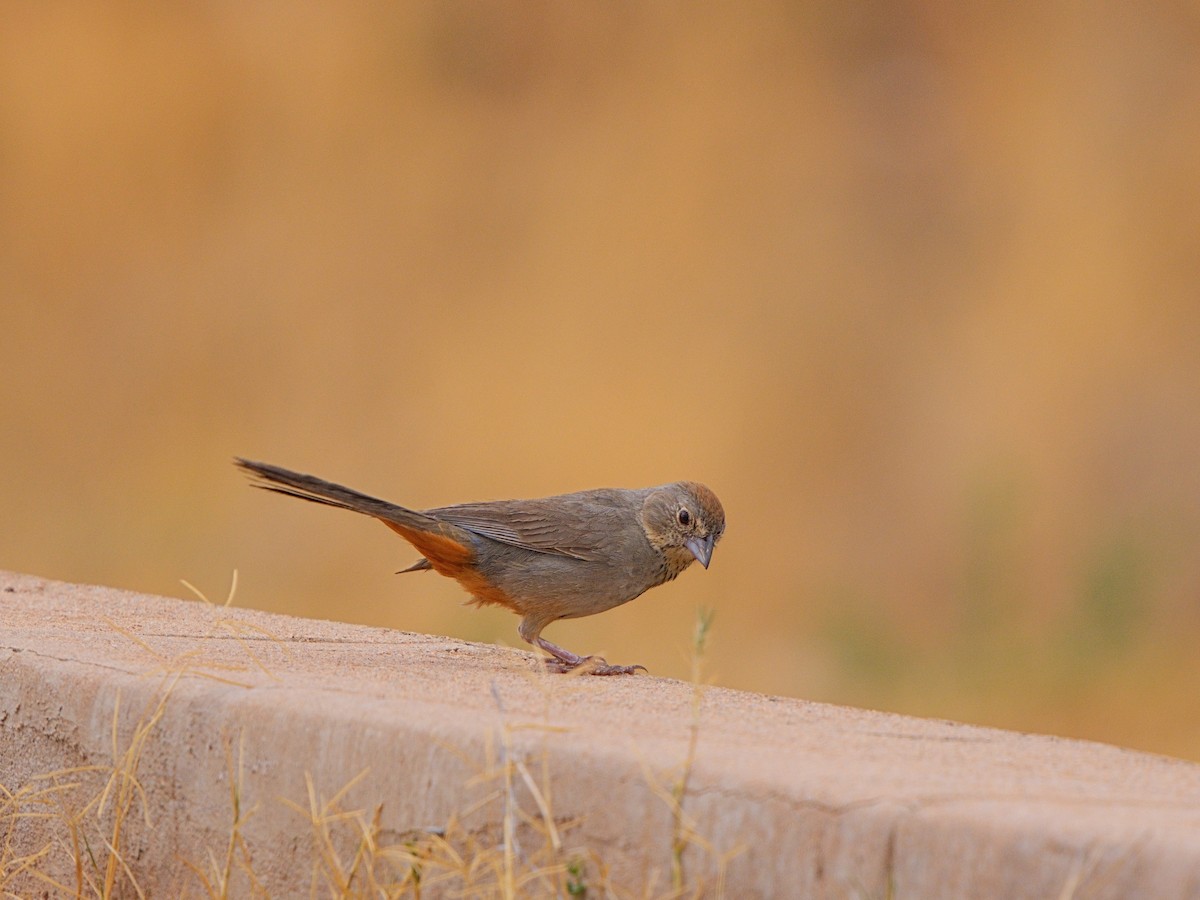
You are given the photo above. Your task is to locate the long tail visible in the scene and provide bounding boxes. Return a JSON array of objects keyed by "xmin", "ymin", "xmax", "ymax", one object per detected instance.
[
  {"xmin": 235, "ymin": 458, "xmax": 479, "ymax": 572},
  {"xmin": 235, "ymin": 458, "xmax": 440, "ymax": 532}
]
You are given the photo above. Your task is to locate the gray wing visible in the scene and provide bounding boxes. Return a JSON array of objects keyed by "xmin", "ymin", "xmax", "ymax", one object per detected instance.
[{"xmin": 426, "ymin": 490, "xmax": 638, "ymax": 562}]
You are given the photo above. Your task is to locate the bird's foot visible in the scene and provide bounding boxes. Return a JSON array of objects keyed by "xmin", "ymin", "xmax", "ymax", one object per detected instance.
[
  {"xmin": 543, "ymin": 655, "xmax": 647, "ymax": 676},
  {"xmin": 586, "ymin": 660, "xmax": 649, "ymax": 676},
  {"xmin": 535, "ymin": 637, "xmax": 646, "ymax": 676}
]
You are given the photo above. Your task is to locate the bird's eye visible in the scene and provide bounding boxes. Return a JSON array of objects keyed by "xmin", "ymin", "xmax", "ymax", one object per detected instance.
[{"xmin": 677, "ymin": 508, "xmax": 691, "ymax": 527}]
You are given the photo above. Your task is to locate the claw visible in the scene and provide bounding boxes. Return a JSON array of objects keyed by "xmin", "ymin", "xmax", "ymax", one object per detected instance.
[
  {"xmin": 587, "ymin": 662, "xmax": 648, "ymax": 676},
  {"xmin": 542, "ymin": 655, "xmax": 646, "ymax": 676},
  {"xmin": 534, "ymin": 637, "xmax": 647, "ymax": 676}
]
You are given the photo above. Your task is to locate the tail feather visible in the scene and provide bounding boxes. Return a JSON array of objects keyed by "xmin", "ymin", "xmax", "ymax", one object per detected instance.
[
  {"xmin": 236, "ymin": 458, "xmax": 482, "ymax": 575},
  {"xmin": 235, "ymin": 458, "xmax": 435, "ymax": 529}
]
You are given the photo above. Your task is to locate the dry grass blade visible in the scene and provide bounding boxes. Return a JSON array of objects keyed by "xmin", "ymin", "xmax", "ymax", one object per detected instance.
[
  {"xmin": 279, "ymin": 768, "xmax": 378, "ymax": 896},
  {"xmin": 181, "ymin": 571, "xmax": 290, "ymax": 681},
  {"xmin": 183, "ymin": 731, "xmax": 262, "ymax": 899}
]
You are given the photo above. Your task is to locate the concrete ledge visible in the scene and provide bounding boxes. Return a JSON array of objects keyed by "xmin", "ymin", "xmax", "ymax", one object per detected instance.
[{"xmin": 3, "ymin": 570, "xmax": 1200, "ymax": 897}]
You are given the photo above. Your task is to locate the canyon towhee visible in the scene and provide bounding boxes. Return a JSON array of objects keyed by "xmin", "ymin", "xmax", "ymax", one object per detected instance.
[{"xmin": 236, "ymin": 459, "xmax": 725, "ymax": 675}]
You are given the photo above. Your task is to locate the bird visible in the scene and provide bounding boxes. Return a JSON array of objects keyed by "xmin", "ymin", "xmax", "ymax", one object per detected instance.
[{"xmin": 235, "ymin": 458, "xmax": 724, "ymax": 675}]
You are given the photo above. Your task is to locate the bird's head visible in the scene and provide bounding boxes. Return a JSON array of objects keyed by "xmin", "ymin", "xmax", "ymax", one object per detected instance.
[{"xmin": 639, "ymin": 481, "xmax": 726, "ymax": 576}]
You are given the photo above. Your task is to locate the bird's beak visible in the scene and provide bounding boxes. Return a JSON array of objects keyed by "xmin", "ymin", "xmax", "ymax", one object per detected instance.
[{"xmin": 685, "ymin": 534, "xmax": 715, "ymax": 569}]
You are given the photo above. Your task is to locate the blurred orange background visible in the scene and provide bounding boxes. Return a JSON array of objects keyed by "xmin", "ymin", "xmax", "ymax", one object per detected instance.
[{"xmin": 3, "ymin": 4, "xmax": 1198, "ymax": 759}]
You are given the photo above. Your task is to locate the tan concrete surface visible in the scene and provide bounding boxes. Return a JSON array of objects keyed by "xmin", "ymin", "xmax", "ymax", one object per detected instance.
[{"xmin": 2, "ymin": 569, "xmax": 1199, "ymax": 898}]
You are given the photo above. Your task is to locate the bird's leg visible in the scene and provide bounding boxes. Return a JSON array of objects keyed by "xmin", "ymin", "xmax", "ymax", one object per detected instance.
[
  {"xmin": 533, "ymin": 637, "xmax": 646, "ymax": 676},
  {"xmin": 534, "ymin": 636, "xmax": 586, "ymax": 669}
]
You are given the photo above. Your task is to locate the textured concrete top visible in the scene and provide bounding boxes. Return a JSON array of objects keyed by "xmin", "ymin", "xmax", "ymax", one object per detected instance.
[{"xmin": 2, "ymin": 570, "xmax": 1199, "ymax": 898}]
